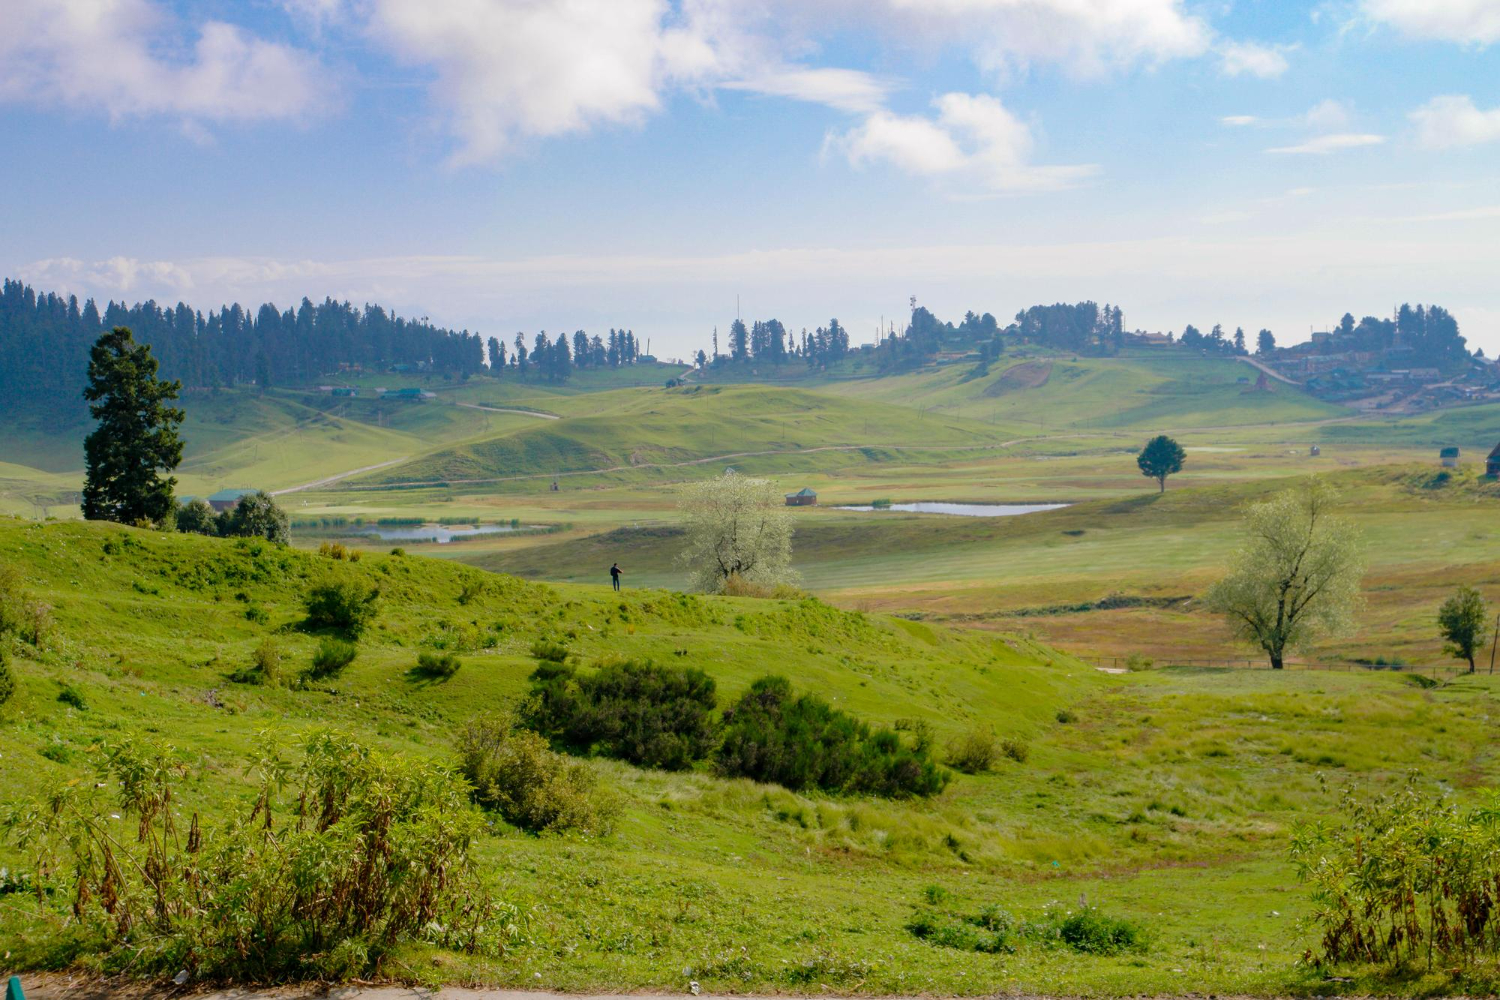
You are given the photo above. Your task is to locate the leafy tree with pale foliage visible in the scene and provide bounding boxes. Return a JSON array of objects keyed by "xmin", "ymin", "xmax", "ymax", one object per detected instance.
[
  {"xmin": 1204, "ymin": 479, "xmax": 1364, "ymax": 669},
  {"xmin": 1437, "ymin": 585, "xmax": 1490, "ymax": 673},
  {"xmin": 1136, "ymin": 434, "xmax": 1185, "ymax": 492},
  {"xmin": 678, "ymin": 474, "xmax": 795, "ymax": 594}
]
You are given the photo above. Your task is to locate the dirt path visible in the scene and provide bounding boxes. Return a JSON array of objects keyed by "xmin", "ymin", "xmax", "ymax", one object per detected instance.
[
  {"xmin": 1234, "ymin": 355, "xmax": 1300, "ymax": 386},
  {"xmin": 271, "ymin": 457, "xmax": 411, "ymax": 496},
  {"xmin": 456, "ymin": 402, "xmax": 560, "ymax": 420}
]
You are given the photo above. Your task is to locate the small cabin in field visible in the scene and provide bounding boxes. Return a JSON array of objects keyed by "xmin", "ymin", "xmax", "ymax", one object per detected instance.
[
  {"xmin": 1441, "ymin": 446, "xmax": 1460, "ymax": 468},
  {"xmin": 207, "ymin": 488, "xmax": 257, "ymax": 512},
  {"xmin": 1488, "ymin": 443, "xmax": 1500, "ymax": 478},
  {"xmin": 785, "ymin": 488, "xmax": 817, "ymax": 507}
]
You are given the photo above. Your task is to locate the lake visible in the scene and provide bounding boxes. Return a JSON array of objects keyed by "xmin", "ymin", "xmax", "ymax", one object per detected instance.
[{"xmin": 833, "ymin": 502, "xmax": 1068, "ymax": 517}]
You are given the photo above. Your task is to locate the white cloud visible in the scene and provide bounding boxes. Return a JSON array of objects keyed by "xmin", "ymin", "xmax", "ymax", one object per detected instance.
[
  {"xmin": 881, "ymin": 0, "xmax": 1212, "ymax": 77},
  {"xmin": 21, "ymin": 256, "xmax": 195, "ymax": 296},
  {"xmin": 1362, "ymin": 0, "xmax": 1500, "ymax": 44},
  {"xmin": 1221, "ymin": 114, "xmax": 1259, "ymax": 126},
  {"xmin": 827, "ymin": 92, "xmax": 1098, "ymax": 192},
  {"xmin": 1411, "ymin": 94, "xmax": 1500, "ymax": 148},
  {"xmin": 1302, "ymin": 99, "xmax": 1351, "ymax": 130},
  {"xmin": 362, "ymin": 0, "xmax": 714, "ymax": 165},
  {"xmin": 0, "ymin": 0, "xmax": 330, "ymax": 123},
  {"xmin": 1218, "ymin": 40, "xmax": 1291, "ymax": 78},
  {"xmin": 722, "ymin": 68, "xmax": 893, "ymax": 113},
  {"xmin": 1266, "ymin": 132, "xmax": 1386, "ymax": 154}
]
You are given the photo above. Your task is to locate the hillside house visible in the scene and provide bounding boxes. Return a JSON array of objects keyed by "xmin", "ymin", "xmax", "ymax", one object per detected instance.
[
  {"xmin": 785, "ymin": 488, "xmax": 817, "ymax": 507},
  {"xmin": 1489, "ymin": 443, "xmax": 1500, "ymax": 478},
  {"xmin": 1441, "ymin": 446, "xmax": 1460, "ymax": 468},
  {"xmin": 207, "ymin": 488, "xmax": 257, "ymax": 512}
]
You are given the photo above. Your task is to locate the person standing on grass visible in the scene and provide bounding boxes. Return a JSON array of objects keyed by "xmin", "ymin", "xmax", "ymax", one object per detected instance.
[{"xmin": 610, "ymin": 562, "xmax": 622, "ymax": 591}]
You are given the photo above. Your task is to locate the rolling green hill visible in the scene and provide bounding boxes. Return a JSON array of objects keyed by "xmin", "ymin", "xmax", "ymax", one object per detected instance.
[{"xmin": 3, "ymin": 517, "xmax": 1500, "ymax": 994}]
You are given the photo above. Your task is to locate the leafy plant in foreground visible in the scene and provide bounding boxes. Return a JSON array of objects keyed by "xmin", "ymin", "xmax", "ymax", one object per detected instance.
[{"xmin": 3, "ymin": 732, "xmax": 520, "ymax": 979}]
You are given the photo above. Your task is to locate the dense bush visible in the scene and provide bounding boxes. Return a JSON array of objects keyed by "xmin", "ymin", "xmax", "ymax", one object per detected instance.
[
  {"xmin": 1292, "ymin": 778, "xmax": 1500, "ymax": 969},
  {"xmin": 524, "ymin": 658, "xmax": 718, "ymax": 770},
  {"xmin": 718, "ymin": 676, "xmax": 948, "ymax": 797},
  {"xmin": 307, "ymin": 637, "xmax": 358, "ymax": 680},
  {"xmin": 1001, "ymin": 737, "xmax": 1030, "ymax": 764},
  {"xmin": 0, "ymin": 647, "xmax": 14, "ymax": 707},
  {"xmin": 456, "ymin": 717, "xmax": 615, "ymax": 833},
  {"xmin": 5, "ymin": 732, "xmax": 520, "ymax": 979},
  {"xmin": 219, "ymin": 491, "xmax": 291, "ymax": 545},
  {"xmin": 57, "ymin": 684, "xmax": 87, "ymax": 710},
  {"xmin": 413, "ymin": 650, "xmax": 461, "ymax": 679},
  {"xmin": 946, "ymin": 728, "xmax": 999, "ymax": 773},
  {"xmin": 302, "ymin": 579, "xmax": 380, "ymax": 637},
  {"xmin": 175, "ymin": 498, "xmax": 218, "ymax": 535}
]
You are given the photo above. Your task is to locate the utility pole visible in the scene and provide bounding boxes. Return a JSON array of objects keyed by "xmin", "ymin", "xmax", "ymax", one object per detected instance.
[{"xmin": 1489, "ymin": 611, "xmax": 1499, "ymax": 674}]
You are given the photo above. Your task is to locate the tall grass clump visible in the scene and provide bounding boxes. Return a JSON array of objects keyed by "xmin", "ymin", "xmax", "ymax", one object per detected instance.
[
  {"xmin": 0, "ymin": 563, "xmax": 52, "ymax": 648},
  {"xmin": 413, "ymin": 650, "xmax": 462, "ymax": 679},
  {"xmin": 230, "ymin": 639, "xmax": 283, "ymax": 685},
  {"xmin": 456, "ymin": 717, "xmax": 616, "ymax": 834},
  {"xmin": 307, "ymin": 637, "xmax": 357, "ymax": 680},
  {"xmin": 717, "ymin": 676, "xmax": 948, "ymax": 798},
  {"xmin": 908, "ymin": 895, "xmax": 1148, "ymax": 956},
  {"xmin": 0, "ymin": 647, "xmax": 14, "ymax": 707},
  {"xmin": 302, "ymin": 579, "xmax": 380, "ymax": 637},
  {"xmin": 946, "ymin": 728, "xmax": 999, "ymax": 774},
  {"xmin": 1292, "ymin": 777, "xmax": 1500, "ymax": 970},
  {"xmin": 4, "ymin": 732, "xmax": 520, "ymax": 979},
  {"xmin": 524, "ymin": 659, "xmax": 718, "ymax": 770}
]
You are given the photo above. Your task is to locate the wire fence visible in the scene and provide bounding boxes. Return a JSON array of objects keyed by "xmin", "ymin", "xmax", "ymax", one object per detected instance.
[{"xmin": 1081, "ymin": 655, "xmax": 1478, "ymax": 683}]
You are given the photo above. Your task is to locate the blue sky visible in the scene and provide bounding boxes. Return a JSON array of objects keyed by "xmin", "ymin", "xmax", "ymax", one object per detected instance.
[{"xmin": 3, "ymin": 0, "xmax": 1499, "ymax": 358}]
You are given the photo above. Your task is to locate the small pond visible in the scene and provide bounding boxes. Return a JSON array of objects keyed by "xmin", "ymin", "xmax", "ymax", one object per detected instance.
[
  {"xmin": 350, "ymin": 524, "xmax": 526, "ymax": 544},
  {"xmin": 833, "ymin": 502, "xmax": 1069, "ymax": 517}
]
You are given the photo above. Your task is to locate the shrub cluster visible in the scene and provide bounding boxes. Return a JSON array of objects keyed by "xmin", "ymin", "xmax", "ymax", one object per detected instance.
[
  {"xmin": 718, "ymin": 676, "xmax": 948, "ymax": 797},
  {"xmin": 525, "ymin": 659, "xmax": 718, "ymax": 770},
  {"xmin": 456, "ymin": 717, "xmax": 615, "ymax": 833},
  {"xmin": 946, "ymin": 728, "xmax": 999, "ymax": 773},
  {"xmin": 302, "ymin": 579, "xmax": 380, "ymax": 637},
  {"xmin": 176, "ymin": 492, "xmax": 290, "ymax": 545},
  {"xmin": 230, "ymin": 639, "xmax": 283, "ymax": 685},
  {"xmin": 6, "ymin": 732, "xmax": 519, "ymax": 979},
  {"xmin": 908, "ymin": 896, "xmax": 1148, "ymax": 956}
]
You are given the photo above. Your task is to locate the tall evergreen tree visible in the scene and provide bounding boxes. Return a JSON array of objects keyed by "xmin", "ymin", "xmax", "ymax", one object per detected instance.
[{"xmin": 82, "ymin": 327, "xmax": 185, "ymax": 525}]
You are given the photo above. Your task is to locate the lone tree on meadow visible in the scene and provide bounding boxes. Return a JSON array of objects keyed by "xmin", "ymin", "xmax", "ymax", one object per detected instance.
[
  {"xmin": 1203, "ymin": 479, "xmax": 1364, "ymax": 669},
  {"xmin": 1437, "ymin": 585, "xmax": 1490, "ymax": 673},
  {"xmin": 82, "ymin": 327, "xmax": 184, "ymax": 525},
  {"xmin": 1136, "ymin": 434, "xmax": 1186, "ymax": 492},
  {"xmin": 678, "ymin": 473, "xmax": 795, "ymax": 594}
]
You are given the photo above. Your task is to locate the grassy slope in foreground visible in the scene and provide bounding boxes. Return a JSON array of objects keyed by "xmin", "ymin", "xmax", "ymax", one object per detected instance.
[{"xmin": 3, "ymin": 519, "xmax": 1500, "ymax": 994}]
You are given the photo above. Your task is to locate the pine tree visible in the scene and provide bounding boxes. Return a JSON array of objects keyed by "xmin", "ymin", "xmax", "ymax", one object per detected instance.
[{"xmin": 82, "ymin": 327, "xmax": 185, "ymax": 525}]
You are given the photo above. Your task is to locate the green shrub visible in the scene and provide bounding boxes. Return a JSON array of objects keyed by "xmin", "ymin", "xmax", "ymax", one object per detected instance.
[
  {"xmin": 302, "ymin": 579, "xmax": 380, "ymax": 637},
  {"xmin": 524, "ymin": 658, "xmax": 718, "ymax": 770},
  {"xmin": 413, "ymin": 651, "xmax": 461, "ymax": 679},
  {"xmin": 718, "ymin": 675, "xmax": 949, "ymax": 797},
  {"xmin": 1052, "ymin": 906, "xmax": 1148, "ymax": 955},
  {"xmin": 1001, "ymin": 737, "xmax": 1030, "ymax": 763},
  {"xmin": 529, "ymin": 639, "xmax": 569, "ymax": 662},
  {"xmin": 1124, "ymin": 653, "xmax": 1155, "ymax": 671},
  {"xmin": 946, "ymin": 728, "xmax": 999, "ymax": 773},
  {"xmin": 1055, "ymin": 709, "xmax": 1076, "ymax": 724},
  {"xmin": 175, "ymin": 498, "xmax": 218, "ymax": 535},
  {"xmin": 307, "ymin": 637, "xmax": 358, "ymax": 680},
  {"xmin": 7, "ymin": 731, "xmax": 520, "ymax": 979},
  {"xmin": 0, "ymin": 647, "xmax": 14, "ymax": 707},
  {"xmin": 57, "ymin": 684, "xmax": 87, "ymax": 711},
  {"xmin": 231, "ymin": 639, "xmax": 282, "ymax": 685},
  {"xmin": 456, "ymin": 717, "xmax": 616, "ymax": 833},
  {"xmin": 0, "ymin": 564, "xmax": 51, "ymax": 648}
]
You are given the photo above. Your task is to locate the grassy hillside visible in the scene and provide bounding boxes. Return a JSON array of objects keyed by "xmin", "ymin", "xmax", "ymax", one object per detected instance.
[
  {"xmin": 818, "ymin": 350, "xmax": 1346, "ymax": 430},
  {"xmin": 4, "ymin": 518, "xmax": 1500, "ymax": 993},
  {"xmin": 348, "ymin": 384, "xmax": 1011, "ymax": 488}
]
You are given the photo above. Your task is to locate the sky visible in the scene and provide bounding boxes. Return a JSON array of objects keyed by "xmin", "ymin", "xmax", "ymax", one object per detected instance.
[{"xmin": 3, "ymin": 0, "xmax": 1499, "ymax": 359}]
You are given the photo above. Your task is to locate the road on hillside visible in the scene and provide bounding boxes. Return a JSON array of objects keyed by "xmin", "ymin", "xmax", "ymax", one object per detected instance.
[
  {"xmin": 271, "ymin": 457, "xmax": 411, "ymax": 495},
  {"xmin": 456, "ymin": 402, "xmax": 560, "ymax": 420}
]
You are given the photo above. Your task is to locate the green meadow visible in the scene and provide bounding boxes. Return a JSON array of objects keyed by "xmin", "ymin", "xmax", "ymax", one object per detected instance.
[{"xmin": 4, "ymin": 518, "xmax": 1500, "ymax": 995}]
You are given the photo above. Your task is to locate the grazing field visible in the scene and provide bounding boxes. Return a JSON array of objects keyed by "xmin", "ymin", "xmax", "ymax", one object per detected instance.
[{"xmin": 4, "ymin": 518, "xmax": 1500, "ymax": 995}]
